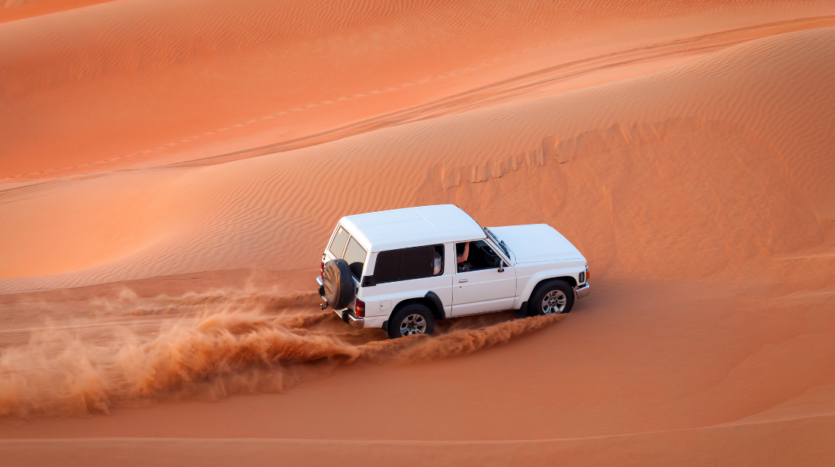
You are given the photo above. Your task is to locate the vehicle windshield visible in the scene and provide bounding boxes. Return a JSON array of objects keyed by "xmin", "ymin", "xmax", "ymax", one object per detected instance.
[{"xmin": 484, "ymin": 227, "xmax": 511, "ymax": 258}]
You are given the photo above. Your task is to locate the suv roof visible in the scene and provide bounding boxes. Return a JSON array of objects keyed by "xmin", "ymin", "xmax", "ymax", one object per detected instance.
[{"xmin": 339, "ymin": 205, "xmax": 486, "ymax": 252}]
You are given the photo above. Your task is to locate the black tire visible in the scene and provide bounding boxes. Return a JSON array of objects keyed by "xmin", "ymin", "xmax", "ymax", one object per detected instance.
[
  {"xmin": 323, "ymin": 259, "xmax": 355, "ymax": 310},
  {"xmin": 528, "ymin": 280, "xmax": 574, "ymax": 316},
  {"xmin": 388, "ymin": 303, "xmax": 435, "ymax": 339}
]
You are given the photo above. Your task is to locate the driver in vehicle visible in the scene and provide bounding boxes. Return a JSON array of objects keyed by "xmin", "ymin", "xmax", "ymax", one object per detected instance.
[{"xmin": 457, "ymin": 241, "xmax": 469, "ymax": 271}]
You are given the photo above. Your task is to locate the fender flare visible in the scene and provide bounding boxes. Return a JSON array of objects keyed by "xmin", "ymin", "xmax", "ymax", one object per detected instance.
[
  {"xmin": 424, "ymin": 291, "xmax": 446, "ymax": 320},
  {"xmin": 516, "ymin": 269, "xmax": 579, "ymax": 308}
]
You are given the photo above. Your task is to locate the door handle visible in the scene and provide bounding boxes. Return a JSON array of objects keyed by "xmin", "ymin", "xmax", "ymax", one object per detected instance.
[{"xmin": 458, "ymin": 278, "xmax": 468, "ymax": 283}]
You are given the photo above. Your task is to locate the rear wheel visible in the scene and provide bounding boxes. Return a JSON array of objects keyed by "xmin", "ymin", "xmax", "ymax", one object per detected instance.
[
  {"xmin": 388, "ymin": 303, "xmax": 435, "ymax": 338},
  {"xmin": 528, "ymin": 280, "xmax": 574, "ymax": 316}
]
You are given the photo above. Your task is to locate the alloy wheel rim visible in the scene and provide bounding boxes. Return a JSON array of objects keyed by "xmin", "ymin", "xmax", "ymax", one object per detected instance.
[
  {"xmin": 400, "ymin": 313, "xmax": 427, "ymax": 336},
  {"xmin": 541, "ymin": 290, "xmax": 567, "ymax": 314}
]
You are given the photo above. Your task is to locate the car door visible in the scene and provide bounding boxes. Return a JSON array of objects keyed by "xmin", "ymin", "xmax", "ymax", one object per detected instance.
[{"xmin": 451, "ymin": 241, "xmax": 517, "ymax": 316}]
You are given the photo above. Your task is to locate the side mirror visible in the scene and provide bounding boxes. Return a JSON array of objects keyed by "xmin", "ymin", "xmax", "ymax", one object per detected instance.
[{"xmin": 498, "ymin": 259, "xmax": 505, "ymax": 272}]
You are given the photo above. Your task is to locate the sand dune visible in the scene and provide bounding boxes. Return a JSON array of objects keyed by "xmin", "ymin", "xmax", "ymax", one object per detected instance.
[
  {"xmin": 2, "ymin": 25, "xmax": 833, "ymax": 290},
  {"xmin": 1, "ymin": 1, "xmax": 835, "ymax": 465},
  {"xmin": 2, "ymin": 1, "xmax": 833, "ymax": 180}
]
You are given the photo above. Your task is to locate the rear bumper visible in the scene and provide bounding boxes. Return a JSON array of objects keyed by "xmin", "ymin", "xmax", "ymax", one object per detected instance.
[
  {"xmin": 316, "ymin": 276, "xmax": 363, "ymax": 329},
  {"xmin": 316, "ymin": 276, "xmax": 326, "ymax": 302},
  {"xmin": 574, "ymin": 282, "xmax": 590, "ymax": 299},
  {"xmin": 345, "ymin": 312, "xmax": 364, "ymax": 329}
]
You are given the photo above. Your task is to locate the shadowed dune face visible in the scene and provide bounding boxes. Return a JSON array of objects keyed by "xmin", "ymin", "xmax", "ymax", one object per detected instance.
[{"xmin": 1, "ymin": 1, "xmax": 835, "ymax": 465}]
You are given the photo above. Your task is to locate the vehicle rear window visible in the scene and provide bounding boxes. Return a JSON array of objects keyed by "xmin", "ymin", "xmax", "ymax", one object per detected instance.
[
  {"xmin": 328, "ymin": 226, "xmax": 350, "ymax": 258},
  {"xmin": 374, "ymin": 245, "xmax": 444, "ymax": 284},
  {"xmin": 343, "ymin": 237, "xmax": 367, "ymax": 278}
]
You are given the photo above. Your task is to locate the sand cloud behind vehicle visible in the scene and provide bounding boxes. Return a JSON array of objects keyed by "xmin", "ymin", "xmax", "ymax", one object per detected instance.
[{"xmin": 0, "ymin": 286, "xmax": 561, "ymax": 419}]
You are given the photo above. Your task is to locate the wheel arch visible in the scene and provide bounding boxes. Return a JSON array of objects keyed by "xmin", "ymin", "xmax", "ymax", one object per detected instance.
[
  {"xmin": 527, "ymin": 276, "xmax": 577, "ymax": 302},
  {"xmin": 390, "ymin": 294, "xmax": 445, "ymax": 322},
  {"xmin": 516, "ymin": 268, "xmax": 582, "ymax": 309}
]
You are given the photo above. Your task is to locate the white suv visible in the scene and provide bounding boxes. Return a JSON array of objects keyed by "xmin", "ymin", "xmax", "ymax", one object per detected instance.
[{"xmin": 316, "ymin": 205, "xmax": 590, "ymax": 339}]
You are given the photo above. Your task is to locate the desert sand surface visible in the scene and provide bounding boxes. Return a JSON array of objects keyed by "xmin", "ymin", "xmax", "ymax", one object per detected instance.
[{"xmin": 2, "ymin": 1, "xmax": 835, "ymax": 465}]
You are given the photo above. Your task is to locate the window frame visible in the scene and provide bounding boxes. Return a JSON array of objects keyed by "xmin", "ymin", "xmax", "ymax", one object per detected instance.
[
  {"xmin": 432, "ymin": 244, "xmax": 445, "ymax": 277},
  {"xmin": 342, "ymin": 235, "xmax": 368, "ymax": 279},
  {"xmin": 455, "ymin": 238, "xmax": 512, "ymax": 273},
  {"xmin": 327, "ymin": 225, "xmax": 351, "ymax": 259}
]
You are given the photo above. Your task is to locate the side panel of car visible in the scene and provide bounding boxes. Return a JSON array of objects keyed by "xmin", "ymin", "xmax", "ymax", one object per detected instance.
[
  {"xmin": 450, "ymin": 238, "xmax": 518, "ymax": 317},
  {"xmin": 359, "ymin": 275, "xmax": 453, "ymax": 323},
  {"xmin": 361, "ymin": 313, "xmax": 387, "ymax": 329},
  {"xmin": 451, "ymin": 261, "xmax": 517, "ymax": 316},
  {"xmin": 358, "ymin": 245, "xmax": 455, "ymax": 325},
  {"xmin": 513, "ymin": 260, "xmax": 586, "ymax": 309}
]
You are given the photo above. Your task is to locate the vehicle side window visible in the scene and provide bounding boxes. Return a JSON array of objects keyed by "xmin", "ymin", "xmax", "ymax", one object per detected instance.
[
  {"xmin": 457, "ymin": 240, "xmax": 501, "ymax": 272},
  {"xmin": 375, "ymin": 245, "xmax": 444, "ymax": 284},
  {"xmin": 343, "ymin": 237, "xmax": 367, "ymax": 278},
  {"xmin": 328, "ymin": 226, "xmax": 350, "ymax": 258}
]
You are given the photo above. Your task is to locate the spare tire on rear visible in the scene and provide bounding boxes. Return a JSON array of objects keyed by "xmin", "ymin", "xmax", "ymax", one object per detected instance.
[{"xmin": 323, "ymin": 259, "xmax": 356, "ymax": 310}]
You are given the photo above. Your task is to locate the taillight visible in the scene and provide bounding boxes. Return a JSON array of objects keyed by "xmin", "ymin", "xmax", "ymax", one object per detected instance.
[
  {"xmin": 355, "ymin": 298, "xmax": 365, "ymax": 318},
  {"xmin": 320, "ymin": 261, "xmax": 324, "ymax": 277},
  {"xmin": 586, "ymin": 265, "xmax": 590, "ymax": 281}
]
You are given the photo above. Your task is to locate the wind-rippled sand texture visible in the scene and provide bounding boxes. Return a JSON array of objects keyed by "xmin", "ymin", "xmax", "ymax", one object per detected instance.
[
  {"xmin": 2, "ymin": 0, "xmax": 833, "ymax": 181},
  {"xmin": 2, "ymin": 24, "xmax": 834, "ymax": 289},
  {"xmin": 0, "ymin": 286, "xmax": 560, "ymax": 419}
]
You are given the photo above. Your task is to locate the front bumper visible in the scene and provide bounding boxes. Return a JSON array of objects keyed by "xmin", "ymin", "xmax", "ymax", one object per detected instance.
[
  {"xmin": 574, "ymin": 282, "xmax": 590, "ymax": 299},
  {"xmin": 316, "ymin": 276, "xmax": 363, "ymax": 329}
]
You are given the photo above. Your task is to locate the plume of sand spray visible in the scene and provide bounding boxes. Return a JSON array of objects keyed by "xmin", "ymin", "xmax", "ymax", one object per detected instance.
[
  {"xmin": 0, "ymin": 286, "xmax": 357, "ymax": 419},
  {"xmin": 0, "ymin": 287, "xmax": 564, "ymax": 419},
  {"xmin": 360, "ymin": 314, "xmax": 563, "ymax": 363},
  {"xmin": 0, "ymin": 309, "xmax": 359, "ymax": 418}
]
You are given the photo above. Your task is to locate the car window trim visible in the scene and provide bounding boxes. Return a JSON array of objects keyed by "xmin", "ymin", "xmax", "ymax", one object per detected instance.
[
  {"xmin": 455, "ymin": 238, "xmax": 513, "ymax": 274},
  {"xmin": 327, "ymin": 224, "xmax": 351, "ymax": 259},
  {"xmin": 484, "ymin": 238, "xmax": 513, "ymax": 266},
  {"xmin": 344, "ymin": 235, "xmax": 368, "ymax": 278}
]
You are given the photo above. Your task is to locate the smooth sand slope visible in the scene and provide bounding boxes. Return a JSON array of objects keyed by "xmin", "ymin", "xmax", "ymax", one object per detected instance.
[{"xmin": 1, "ymin": 1, "xmax": 835, "ymax": 466}]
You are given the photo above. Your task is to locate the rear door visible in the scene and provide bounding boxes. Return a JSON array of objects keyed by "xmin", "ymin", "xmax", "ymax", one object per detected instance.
[
  {"xmin": 451, "ymin": 240, "xmax": 516, "ymax": 316},
  {"xmin": 326, "ymin": 225, "xmax": 351, "ymax": 262}
]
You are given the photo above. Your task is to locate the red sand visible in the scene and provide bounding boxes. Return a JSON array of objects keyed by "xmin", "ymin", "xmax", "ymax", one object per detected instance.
[{"xmin": 1, "ymin": 1, "xmax": 835, "ymax": 465}]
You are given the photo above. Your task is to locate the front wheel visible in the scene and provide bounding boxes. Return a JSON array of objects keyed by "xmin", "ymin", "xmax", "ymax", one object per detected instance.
[
  {"xmin": 528, "ymin": 280, "xmax": 574, "ymax": 316},
  {"xmin": 388, "ymin": 304, "xmax": 436, "ymax": 338}
]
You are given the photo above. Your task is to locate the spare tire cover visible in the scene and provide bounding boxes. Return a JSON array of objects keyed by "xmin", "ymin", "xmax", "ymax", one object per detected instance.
[{"xmin": 323, "ymin": 259, "xmax": 356, "ymax": 310}]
